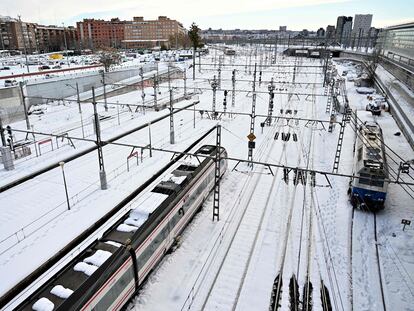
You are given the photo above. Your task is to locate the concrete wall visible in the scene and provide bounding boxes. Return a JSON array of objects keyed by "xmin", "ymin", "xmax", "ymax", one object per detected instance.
[
  {"xmin": 0, "ymin": 86, "xmax": 24, "ymax": 123},
  {"xmin": 25, "ymin": 64, "xmax": 157, "ymax": 106}
]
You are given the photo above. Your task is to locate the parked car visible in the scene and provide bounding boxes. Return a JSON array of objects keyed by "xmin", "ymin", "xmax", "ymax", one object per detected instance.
[
  {"xmin": 366, "ymin": 102, "xmax": 381, "ymax": 116},
  {"xmin": 38, "ymin": 65, "xmax": 50, "ymax": 70},
  {"xmin": 4, "ymin": 79, "xmax": 18, "ymax": 87},
  {"xmin": 0, "ymin": 66, "xmax": 11, "ymax": 70},
  {"xmin": 52, "ymin": 65, "xmax": 62, "ymax": 69}
]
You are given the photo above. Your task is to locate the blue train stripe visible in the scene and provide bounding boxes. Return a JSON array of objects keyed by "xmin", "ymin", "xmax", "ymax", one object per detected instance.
[{"xmin": 351, "ymin": 186, "xmax": 387, "ymax": 202}]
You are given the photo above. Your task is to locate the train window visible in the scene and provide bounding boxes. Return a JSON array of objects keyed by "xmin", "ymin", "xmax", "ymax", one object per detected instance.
[
  {"xmin": 92, "ymin": 266, "xmax": 134, "ymax": 311},
  {"xmin": 358, "ymin": 173, "xmax": 371, "ymax": 185},
  {"xmin": 358, "ymin": 173, "xmax": 384, "ymax": 188},
  {"xmin": 370, "ymin": 177, "xmax": 384, "ymax": 188}
]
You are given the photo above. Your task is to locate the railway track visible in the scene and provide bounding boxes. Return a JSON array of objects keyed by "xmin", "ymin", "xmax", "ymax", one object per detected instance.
[
  {"xmin": 351, "ymin": 209, "xmax": 387, "ymax": 311},
  {"xmin": 199, "ymin": 120, "xmax": 285, "ymax": 310},
  {"xmin": 0, "ymin": 101, "xmax": 198, "ymax": 193},
  {"xmin": 0, "ymin": 125, "xmax": 218, "ymax": 310},
  {"xmin": 178, "ymin": 68, "xmax": 296, "ymax": 309},
  {"xmin": 269, "ymin": 60, "xmax": 334, "ymax": 311}
]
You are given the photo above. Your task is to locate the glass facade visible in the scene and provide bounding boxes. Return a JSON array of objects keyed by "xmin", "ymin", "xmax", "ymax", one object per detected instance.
[{"xmin": 378, "ymin": 23, "xmax": 414, "ymax": 62}]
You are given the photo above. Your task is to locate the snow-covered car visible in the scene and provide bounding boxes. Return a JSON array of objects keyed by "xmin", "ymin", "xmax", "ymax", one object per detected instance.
[
  {"xmin": 366, "ymin": 102, "xmax": 381, "ymax": 115},
  {"xmin": 4, "ymin": 79, "xmax": 18, "ymax": 87},
  {"xmin": 356, "ymin": 87, "xmax": 375, "ymax": 94}
]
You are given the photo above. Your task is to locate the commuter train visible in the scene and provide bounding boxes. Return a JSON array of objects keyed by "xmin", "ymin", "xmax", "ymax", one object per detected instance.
[
  {"xmin": 350, "ymin": 121, "xmax": 388, "ymax": 210},
  {"xmin": 17, "ymin": 145, "xmax": 227, "ymax": 311}
]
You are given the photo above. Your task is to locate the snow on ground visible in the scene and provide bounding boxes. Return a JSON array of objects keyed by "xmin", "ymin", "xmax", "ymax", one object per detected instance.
[{"xmin": 1, "ymin": 49, "xmax": 413, "ymax": 311}]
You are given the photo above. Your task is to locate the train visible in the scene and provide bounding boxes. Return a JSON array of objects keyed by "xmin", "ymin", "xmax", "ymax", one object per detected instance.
[
  {"xmin": 350, "ymin": 120, "xmax": 388, "ymax": 210},
  {"xmin": 16, "ymin": 145, "xmax": 228, "ymax": 311}
]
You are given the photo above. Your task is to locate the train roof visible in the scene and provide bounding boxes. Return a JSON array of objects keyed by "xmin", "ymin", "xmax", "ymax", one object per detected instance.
[
  {"xmin": 359, "ymin": 121, "xmax": 386, "ymax": 169},
  {"xmin": 17, "ymin": 145, "xmax": 221, "ymax": 311}
]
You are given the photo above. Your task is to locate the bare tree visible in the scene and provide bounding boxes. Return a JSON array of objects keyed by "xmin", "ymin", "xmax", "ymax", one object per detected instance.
[{"xmin": 99, "ymin": 48, "xmax": 121, "ymax": 72}]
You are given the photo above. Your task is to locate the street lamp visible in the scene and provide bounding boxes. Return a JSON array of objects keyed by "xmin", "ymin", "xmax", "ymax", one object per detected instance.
[{"xmin": 59, "ymin": 161, "xmax": 70, "ymax": 210}]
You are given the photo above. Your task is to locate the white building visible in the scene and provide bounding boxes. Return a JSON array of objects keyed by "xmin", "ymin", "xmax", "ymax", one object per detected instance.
[{"xmin": 352, "ymin": 14, "xmax": 373, "ymax": 37}]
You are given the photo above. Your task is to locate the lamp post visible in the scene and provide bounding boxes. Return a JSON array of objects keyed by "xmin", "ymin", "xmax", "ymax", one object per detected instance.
[{"xmin": 59, "ymin": 161, "xmax": 70, "ymax": 210}]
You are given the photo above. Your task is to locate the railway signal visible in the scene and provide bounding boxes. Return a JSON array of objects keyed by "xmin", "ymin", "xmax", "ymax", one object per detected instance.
[
  {"xmin": 267, "ymin": 78, "xmax": 275, "ymax": 126},
  {"xmin": 396, "ymin": 161, "xmax": 410, "ymax": 182},
  {"xmin": 401, "ymin": 219, "xmax": 411, "ymax": 231},
  {"xmin": 211, "ymin": 76, "xmax": 218, "ymax": 119}
]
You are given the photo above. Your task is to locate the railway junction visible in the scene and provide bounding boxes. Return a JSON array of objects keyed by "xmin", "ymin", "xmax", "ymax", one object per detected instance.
[{"xmin": 0, "ymin": 44, "xmax": 413, "ymax": 311}]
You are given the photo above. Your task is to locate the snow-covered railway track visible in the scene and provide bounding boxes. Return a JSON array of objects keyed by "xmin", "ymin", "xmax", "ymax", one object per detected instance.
[
  {"xmin": 269, "ymin": 66, "xmax": 327, "ymax": 311},
  {"xmin": 351, "ymin": 209, "xmax": 387, "ymax": 311},
  {"xmin": 198, "ymin": 124, "xmax": 284, "ymax": 310}
]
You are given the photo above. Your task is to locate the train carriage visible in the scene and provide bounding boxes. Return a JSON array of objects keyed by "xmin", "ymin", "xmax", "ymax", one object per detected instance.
[{"xmin": 16, "ymin": 145, "xmax": 227, "ymax": 311}]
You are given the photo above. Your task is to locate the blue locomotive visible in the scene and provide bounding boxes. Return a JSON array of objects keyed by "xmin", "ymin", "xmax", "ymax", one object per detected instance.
[{"xmin": 350, "ymin": 121, "xmax": 388, "ymax": 210}]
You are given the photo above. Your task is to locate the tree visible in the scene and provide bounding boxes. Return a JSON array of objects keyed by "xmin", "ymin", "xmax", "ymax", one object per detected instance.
[
  {"xmin": 99, "ymin": 48, "xmax": 121, "ymax": 72},
  {"xmin": 188, "ymin": 23, "xmax": 203, "ymax": 80},
  {"xmin": 169, "ymin": 33, "xmax": 191, "ymax": 49}
]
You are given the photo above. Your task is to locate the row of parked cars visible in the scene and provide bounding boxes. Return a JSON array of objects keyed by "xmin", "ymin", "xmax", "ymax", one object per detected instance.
[{"xmin": 4, "ymin": 79, "xmax": 18, "ymax": 87}]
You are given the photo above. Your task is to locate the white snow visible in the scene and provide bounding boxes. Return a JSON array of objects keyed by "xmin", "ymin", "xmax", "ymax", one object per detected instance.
[
  {"xmin": 117, "ymin": 223, "xmax": 138, "ymax": 233},
  {"xmin": 162, "ymin": 174, "xmax": 187, "ymax": 184},
  {"xmin": 356, "ymin": 87, "xmax": 375, "ymax": 94},
  {"xmin": 1, "ymin": 47, "xmax": 413, "ymax": 311},
  {"xmin": 31, "ymin": 297, "xmax": 54, "ymax": 311},
  {"xmin": 105, "ymin": 241, "xmax": 122, "ymax": 248},
  {"xmin": 130, "ymin": 191, "xmax": 169, "ymax": 216},
  {"xmin": 73, "ymin": 262, "xmax": 98, "ymax": 276},
  {"xmin": 83, "ymin": 249, "xmax": 112, "ymax": 267},
  {"xmin": 50, "ymin": 285, "xmax": 73, "ymax": 299},
  {"xmin": 124, "ymin": 217, "xmax": 146, "ymax": 228}
]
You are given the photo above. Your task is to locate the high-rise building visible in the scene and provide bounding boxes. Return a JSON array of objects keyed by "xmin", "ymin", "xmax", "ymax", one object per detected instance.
[
  {"xmin": 316, "ymin": 28, "xmax": 325, "ymax": 37},
  {"xmin": 335, "ymin": 16, "xmax": 353, "ymax": 44},
  {"xmin": 352, "ymin": 14, "xmax": 373, "ymax": 38},
  {"xmin": 326, "ymin": 25, "xmax": 336, "ymax": 39},
  {"xmin": 123, "ymin": 16, "xmax": 186, "ymax": 49},
  {"xmin": 77, "ymin": 18, "xmax": 126, "ymax": 50},
  {"xmin": 279, "ymin": 26, "xmax": 287, "ymax": 32}
]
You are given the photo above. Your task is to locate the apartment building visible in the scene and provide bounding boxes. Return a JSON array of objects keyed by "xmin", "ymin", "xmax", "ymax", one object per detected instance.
[
  {"xmin": 0, "ymin": 16, "xmax": 77, "ymax": 53},
  {"xmin": 0, "ymin": 16, "xmax": 36, "ymax": 53},
  {"xmin": 76, "ymin": 18, "xmax": 126, "ymax": 50},
  {"xmin": 123, "ymin": 16, "xmax": 186, "ymax": 49},
  {"xmin": 352, "ymin": 14, "xmax": 373, "ymax": 37}
]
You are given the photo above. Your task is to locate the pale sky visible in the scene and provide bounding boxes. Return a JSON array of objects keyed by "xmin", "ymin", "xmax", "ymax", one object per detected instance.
[{"xmin": 1, "ymin": 0, "xmax": 413, "ymax": 30}]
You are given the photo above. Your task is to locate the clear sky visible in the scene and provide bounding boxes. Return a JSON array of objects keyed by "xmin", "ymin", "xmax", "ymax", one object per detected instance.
[{"xmin": 1, "ymin": 0, "xmax": 413, "ymax": 30}]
